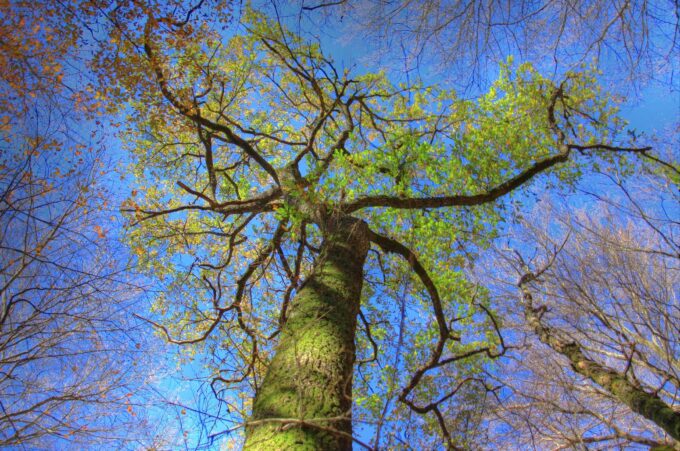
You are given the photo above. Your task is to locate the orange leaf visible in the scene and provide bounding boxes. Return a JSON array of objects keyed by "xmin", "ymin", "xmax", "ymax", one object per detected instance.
[{"xmin": 94, "ymin": 225, "xmax": 105, "ymax": 239}]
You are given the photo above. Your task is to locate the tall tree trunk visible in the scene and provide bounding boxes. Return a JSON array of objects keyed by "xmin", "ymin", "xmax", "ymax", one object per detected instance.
[{"xmin": 244, "ymin": 216, "xmax": 369, "ymax": 450}]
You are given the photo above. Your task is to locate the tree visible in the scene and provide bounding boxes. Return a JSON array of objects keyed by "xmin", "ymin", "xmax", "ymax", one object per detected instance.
[
  {"xmin": 0, "ymin": 132, "xmax": 152, "ymax": 448},
  {"xmin": 0, "ymin": 2, "xmax": 163, "ymax": 447},
  {"xmin": 291, "ymin": 0, "xmax": 679, "ymax": 92},
  {"xmin": 477, "ymin": 166, "xmax": 679, "ymax": 448},
  {"xmin": 97, "ymin": 5, "xmax": 660, "ymax": 448}
]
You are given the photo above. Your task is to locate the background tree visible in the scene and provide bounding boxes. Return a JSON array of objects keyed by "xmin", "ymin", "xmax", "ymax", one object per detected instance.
[
  {"xmin": 0, "ymin": 2, "xmax": 174, "ymax": 447},
  {"xmin": 97, "ymin": 5, "xmax": 658, "ymax": 448},
  {"xmin": 475, "ymin": 165, "xmax": 679, "ymax": 449},
  {"xmin": 0, "ymin": 127, "xmax": 156, "ymax": 448},
  {"xmin": 290, "ymin": 0, "xmax": 678, "ymax": 93}
]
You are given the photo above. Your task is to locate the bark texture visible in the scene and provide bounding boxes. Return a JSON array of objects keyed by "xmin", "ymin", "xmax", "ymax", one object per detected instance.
[
  {"xmin": 520, "ymin": 274, "xmax": 680, "ymax": 441},
  {"xmin": 244, "ymin": 216, "xmax": 369, "ymax": 450}
]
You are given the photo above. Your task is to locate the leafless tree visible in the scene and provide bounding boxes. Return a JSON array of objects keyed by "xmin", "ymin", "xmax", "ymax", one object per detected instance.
[
  {"xmin": 289, "ymin": 0, "xmax": 678, "ymax": 92},
  {"xmin": 0, "ymin": 124, "xmax": 159, "ymax": 447},
  {"xmin": 480, "ymin": 165, "xmax": 679, "ymax": 449}
]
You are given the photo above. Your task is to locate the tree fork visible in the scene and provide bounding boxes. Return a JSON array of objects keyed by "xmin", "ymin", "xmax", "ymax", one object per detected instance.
[{"xmin": 244, "ymin": 216, "xmax": 369, "ymax": 450}]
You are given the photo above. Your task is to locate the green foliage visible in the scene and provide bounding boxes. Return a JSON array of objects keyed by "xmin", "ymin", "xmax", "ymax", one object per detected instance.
[{"xmin": 110, "ymin": 6, "xmax": 636, "ymax": 447}]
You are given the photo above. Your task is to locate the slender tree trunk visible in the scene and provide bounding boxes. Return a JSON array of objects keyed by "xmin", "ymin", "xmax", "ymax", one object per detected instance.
[
  {"xmin": 519, "ymin": 275, "xmax": 680, "ymax": 441},
  {"xmin": 244, "ymin": 216, "xmax": 369, "ymax": 450}
]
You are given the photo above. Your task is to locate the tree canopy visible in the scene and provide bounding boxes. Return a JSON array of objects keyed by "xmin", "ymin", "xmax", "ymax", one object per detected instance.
[{"xmin": 98, "ymin": 6, "xmax": 662, "ymax": 448}]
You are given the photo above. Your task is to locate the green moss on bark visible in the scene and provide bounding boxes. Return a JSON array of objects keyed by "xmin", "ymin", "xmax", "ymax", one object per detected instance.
[
  {"xmin": 558, "ymin": 343, "xmax": 680, "ymax": 441},
  {"xmin": 244, "ymin": 217, "xmax": 369, "ymax": 451}
]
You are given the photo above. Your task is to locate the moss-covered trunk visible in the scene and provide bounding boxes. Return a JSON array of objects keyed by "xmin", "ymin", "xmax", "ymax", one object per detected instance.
[
  {"xmin": 244, "ymin": 216, "xmax": 369, "ymax": 450},
  {"xmin": 557, "ymin": 342, "xmax": 680, "ymax": 440}
]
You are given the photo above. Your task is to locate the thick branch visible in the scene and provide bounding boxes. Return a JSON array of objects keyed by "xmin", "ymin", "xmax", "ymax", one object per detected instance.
[
  {"xmin": 367, "ymin": 228, "xmax": 450, "ymax": 339},
  {"xmin": 345, "ymin": 149, "xmax": 573, "ymax": 212},
  {"xmin": 126, "ymin": 187, "xmax": 282, "ymax": 224},
  {"xmin": 344, "ymin": 88, "xmax": 651, "ymax": 214},
  {"xmin": 143, "ymin": 15, "xmax": 280, "ymax": 184},
  {"xmin": 368, "ymin": 228, "xmax": 499, "ymax": 448}
]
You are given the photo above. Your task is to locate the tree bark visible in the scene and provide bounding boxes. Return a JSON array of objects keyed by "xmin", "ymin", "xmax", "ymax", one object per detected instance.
[{"xmin": 244, "ymin": 216, "xmax": 369, "ymax": 450}]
